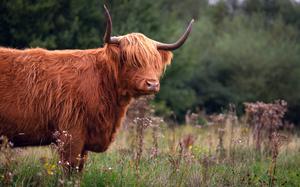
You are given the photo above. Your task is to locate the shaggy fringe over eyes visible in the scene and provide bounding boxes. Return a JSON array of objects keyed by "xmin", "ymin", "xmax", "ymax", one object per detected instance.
[{"xmin": 119, "ymin": 33, "xmax": 169, "ymax": 71}]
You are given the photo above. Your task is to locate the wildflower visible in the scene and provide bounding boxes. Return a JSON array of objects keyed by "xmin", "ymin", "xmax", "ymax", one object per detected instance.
[
  {"xmin": 44, "ymin": 163, "xmax": 56, "ymax": 175},
  {"xmin": 59, "ymin": 179, "xmax": 65, "ymax": 184}
]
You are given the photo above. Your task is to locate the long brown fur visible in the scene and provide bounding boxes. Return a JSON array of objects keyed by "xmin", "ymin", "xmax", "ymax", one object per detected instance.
[{"xmin": 0, "ymin": 33, "xmax": 172, "ymax": 170}]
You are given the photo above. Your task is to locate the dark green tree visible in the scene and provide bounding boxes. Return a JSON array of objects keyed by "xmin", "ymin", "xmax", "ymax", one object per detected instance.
[
  {"xmin": 1, "ymin": 0, "xmax": 300, "ymax": 124},
  {"xmin": 0, "ymin": 0, "xmax": 105, "ymax": 49}
]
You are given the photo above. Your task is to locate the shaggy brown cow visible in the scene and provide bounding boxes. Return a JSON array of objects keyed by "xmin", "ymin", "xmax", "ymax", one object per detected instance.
[{"xmin": 0, "ymin": 6, "xmax": 193, "ymax": 170}]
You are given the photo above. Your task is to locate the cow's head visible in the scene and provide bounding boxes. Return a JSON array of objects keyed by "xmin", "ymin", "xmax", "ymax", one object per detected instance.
[{"xmin": 103, "ymin": 6, "xmax": 193, "ymax": 97}]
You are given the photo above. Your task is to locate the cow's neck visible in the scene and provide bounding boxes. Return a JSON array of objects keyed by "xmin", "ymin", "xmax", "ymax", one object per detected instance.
[
  {"xmin": 111, "ymin": 94, "xmax": 132, "ymax": 141},
  {"xmin": 86, "ymin": 47, "xmax": 132, "ymax": 149}
]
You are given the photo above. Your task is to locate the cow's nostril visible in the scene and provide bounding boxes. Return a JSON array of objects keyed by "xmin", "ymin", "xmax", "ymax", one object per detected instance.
[
  {"xmin": 146, "ymin": 81, "xmax": 152, "ymax": 86},
  {"xmin": 146, "ymin": 80, "xmax": 159, "ymax": 89}
]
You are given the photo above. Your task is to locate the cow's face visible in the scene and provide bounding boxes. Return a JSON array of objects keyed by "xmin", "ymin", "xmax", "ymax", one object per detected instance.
[
  {"xmin": 117, "ymin": 34, "xmax": 173, "ymax": 97},
  {"xmin": 102, "ymin": 5, "xmax": 193, "ymax": 97}
]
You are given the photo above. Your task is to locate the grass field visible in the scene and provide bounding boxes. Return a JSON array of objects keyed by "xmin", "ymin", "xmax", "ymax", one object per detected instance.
[{"xmin": 1, "ymin": 116, "xmax": 300, "ymax": 187}]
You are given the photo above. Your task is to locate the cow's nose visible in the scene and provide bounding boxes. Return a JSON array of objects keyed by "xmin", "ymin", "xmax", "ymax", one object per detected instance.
[{"xmin": 146, "ymin": 80, "xmax": 160, "ymax": 91}]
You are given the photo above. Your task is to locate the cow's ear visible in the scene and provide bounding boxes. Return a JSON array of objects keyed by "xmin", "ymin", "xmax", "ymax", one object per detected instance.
[{"xmin": 159, "ymin": 50, "xmax": 173, "ymax": 65}]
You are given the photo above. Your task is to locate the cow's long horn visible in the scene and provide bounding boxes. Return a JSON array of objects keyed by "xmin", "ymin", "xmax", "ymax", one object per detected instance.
[
  {"xmin": 156, "ymin": 19, "xmax": 194, "ymax": 51},
  {"xmin": 103, "ymin": 5, "xmax": 119, "ymax": 44}
]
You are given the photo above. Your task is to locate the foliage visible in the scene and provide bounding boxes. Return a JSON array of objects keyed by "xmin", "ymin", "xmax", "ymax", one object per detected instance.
[
  {"xmin": 159, "ymin": 3, "xmax": 300, "ymax": 122},
  {"xmin": 0, "ymin": 0, "xmax": 300, "ymax": 123},
  {"xmin": 0, "ymin": 0, "xmax": 105, "ymax": 49}
]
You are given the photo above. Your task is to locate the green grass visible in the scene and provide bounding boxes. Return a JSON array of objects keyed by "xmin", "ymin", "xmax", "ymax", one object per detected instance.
[{"xmin": 1, "ymin": 123, "xmax": 300, "ymax": 187}]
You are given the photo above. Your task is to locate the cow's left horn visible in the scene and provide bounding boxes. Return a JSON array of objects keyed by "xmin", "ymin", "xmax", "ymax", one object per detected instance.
[
  {"xmin": 103, "ymin": 5, "xmax": 120, "ymax": 44},
  {"xmin": 156, "ymin": 19, "xmax": 194, "ymax": 51}
]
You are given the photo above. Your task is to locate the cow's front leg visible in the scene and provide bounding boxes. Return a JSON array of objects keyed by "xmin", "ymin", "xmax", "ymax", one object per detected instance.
[
  {"xmin": 77, "ymin": 150, "xmax": 88, "ymax": 171},
  {"xmin": 56, "ymin": 130, "xmax": 86, "ymax": 173}
]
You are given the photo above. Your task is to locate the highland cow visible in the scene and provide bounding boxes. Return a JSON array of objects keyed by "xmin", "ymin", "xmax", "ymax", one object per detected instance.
[{"xmin": 0, "ymin": 6, "xmax": 193, "ymax": 170}]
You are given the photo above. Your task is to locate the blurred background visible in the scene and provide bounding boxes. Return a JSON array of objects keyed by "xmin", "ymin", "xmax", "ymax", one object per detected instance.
[{"xmin": 1, "ymin": 0, "xmax": 300, "ymax": 125}]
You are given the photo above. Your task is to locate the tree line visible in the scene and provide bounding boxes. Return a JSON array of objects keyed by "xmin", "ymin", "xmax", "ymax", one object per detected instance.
[{"xmin": 0, "ymin": 0, "xmax": 300, "ymax": 124}]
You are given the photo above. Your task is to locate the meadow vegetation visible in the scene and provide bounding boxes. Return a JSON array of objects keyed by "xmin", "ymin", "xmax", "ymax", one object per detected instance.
[{"xmin": 1, "ymin": 98, "xmax": 299, "ymax": 186}]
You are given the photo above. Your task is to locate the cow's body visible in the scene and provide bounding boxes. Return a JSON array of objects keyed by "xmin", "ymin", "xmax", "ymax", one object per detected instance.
[
  {"xmin": 0, "ymin": 46, "xmax": 132, "ymax": 168},
  {"xmin": 0, "ymin": 6, "xmax": 193, "ymax": 171}
]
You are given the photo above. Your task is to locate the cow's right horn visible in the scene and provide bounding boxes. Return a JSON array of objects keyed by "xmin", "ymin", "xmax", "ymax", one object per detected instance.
[{"xmin": 103, "ymin": 5, "xmax": 120, "ymax": 44}]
